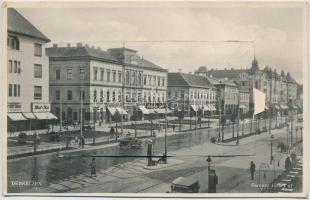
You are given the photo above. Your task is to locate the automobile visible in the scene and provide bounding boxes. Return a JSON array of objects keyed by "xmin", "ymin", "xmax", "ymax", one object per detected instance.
[
  {"xmin": 119, "ymin": 138, "xmax": 142, "ymax": 149},
  {"xmin": 170, "ymin": 177, "xmax": 200, "ymax": 193}
]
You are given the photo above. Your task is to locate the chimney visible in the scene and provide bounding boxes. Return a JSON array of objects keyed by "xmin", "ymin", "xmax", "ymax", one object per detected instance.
[
  {"xmin": 53, "ymin": 44, "xmax": 58, "ymax": 48},
  {"xmin": 67, "ymin": 43, "xmax": 71, "ymax": 47},
  {"xmin": 77, "ymin": 42, "xmax": 83, "ymax": 47}
]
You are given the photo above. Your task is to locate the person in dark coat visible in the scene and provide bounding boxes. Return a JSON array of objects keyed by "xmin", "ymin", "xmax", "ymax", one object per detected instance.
[
  {"xmin": 90, "ymin": 158, "xmax": 96, "ymax": 177},
  {"xmin": 285, "ymin": 156, "xmax": 292, "ymax": 171},
  {"xmin": 250, "ymin": 161, "xmax": 256, "ymax": 180},
  {"xmin": 172, "ymin": 124, "xmax": 175, "ymax": 132}
]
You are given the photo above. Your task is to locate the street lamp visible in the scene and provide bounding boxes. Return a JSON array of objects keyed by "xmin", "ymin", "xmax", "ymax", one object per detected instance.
[{"xmin": 270, "ymin": 134, "xmax": 274, "ymax": 164}]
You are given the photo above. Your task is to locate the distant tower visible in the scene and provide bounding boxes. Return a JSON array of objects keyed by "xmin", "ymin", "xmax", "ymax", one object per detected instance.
[{"xmin": 194, "ymin": 66, "xmax": 208, "ymax": 77}]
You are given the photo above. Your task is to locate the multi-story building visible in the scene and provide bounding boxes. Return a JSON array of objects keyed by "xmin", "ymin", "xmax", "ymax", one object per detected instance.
[
  {"xmin": 207, "ymin": 77, "xmax": 239, "ymax": 117},
  {"xmin": 7, "ymin": 8, "xmax": 55, "ymax": 133},
  {"xmin": 167, "ymin": 73, "xmax": 217, "ymax": 116},
  {"xmin": 46, "ymin": 44, "xmax": 168, "ymax": 123}
]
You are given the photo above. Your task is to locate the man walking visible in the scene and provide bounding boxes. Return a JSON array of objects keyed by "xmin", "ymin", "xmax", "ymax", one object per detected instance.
[{"xmin": 250, "ymin": 161, "xmax": 256, "ymax": 180}]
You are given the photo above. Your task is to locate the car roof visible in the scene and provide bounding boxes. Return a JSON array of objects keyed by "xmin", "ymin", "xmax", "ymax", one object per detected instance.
[{"xmin": 172, "ymin": 177, "xmax": 199, "ymax": 187}]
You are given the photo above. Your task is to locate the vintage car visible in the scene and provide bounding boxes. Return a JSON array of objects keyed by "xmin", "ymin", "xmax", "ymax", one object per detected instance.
[
  {"xmin": 170, "ymin": 177, "xmax": 200, "ymax": 193},
  {"xmin": 119, "ymin": 138, "xmax": 142, "ymax": 149}
]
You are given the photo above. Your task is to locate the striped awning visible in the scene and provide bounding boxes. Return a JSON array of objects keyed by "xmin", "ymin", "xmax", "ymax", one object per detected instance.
[
  {"xmin": 107, "ymin": 107, "xmax": 117, "ymax": 116},
  {"xmin": 8, "ymin": 113, "xmax": 27, "ymax": 121},
  {"xmin": 22, "ymin": 112, "xmax": 36, "ymax": 119},
  {"xmin": 33, "ymin": 112, "xmax": 57, "ymax": 120},
  {"xmin": 147, "ymin": 109, "xmax": 155, "ymax": 114},
  {"xmin": 239, "ymin": 105, "xmax": 247, "ymax": 109},
  {"xmin": 191, "ymin": 105, "xmax": 199, "ymax": 112},
  {"xmin": 209, "ymin": 104, "xmax": 216, "ymax": 111},
  {"xmin": 203, "ymin": 105, "xmax": 210, "ymax": 111},
  {"xmin": 116, "ymin": 107, "xmax": 128, "ymax": 115},
  {"xmin": 138, "ymin": 105, "xmax": 149, "ymax": 114}
]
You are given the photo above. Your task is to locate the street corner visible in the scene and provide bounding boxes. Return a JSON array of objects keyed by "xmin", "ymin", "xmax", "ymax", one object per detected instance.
[{"xmin": 143, "ymin": 158, "xmax": 184, "ymax": 170}]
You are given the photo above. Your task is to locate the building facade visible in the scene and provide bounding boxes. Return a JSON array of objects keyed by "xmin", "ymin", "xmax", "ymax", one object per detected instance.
[
  {"xmin": 47, "ymin": 44, "xmax": 168, "ymax": 123},
  {"xmin": 167, "ymin": 73, "xmax": 217, "ymax": 117},
  {"xmin": 7, "ymin": 8, "xmax": 55, "ymax": 133}
]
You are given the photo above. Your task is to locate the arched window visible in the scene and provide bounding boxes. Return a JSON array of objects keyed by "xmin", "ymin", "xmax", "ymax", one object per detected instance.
[
  {"xmin": 132, "ymin": 71, "xmax": 136, "ymax": 84},
  {"xmin": 100, "ymin": 90, "xmax": 104, "ymax": 102},
  {"xmin": 112, "ymin": 90, "xmax": 116, "ymax": 101},
  {"xmin": 67, "ymin": 90, "xmax": 72, "ymax": 100},
  {"xmin": 93, "ymin": 89, "xmax": 97, "ymax": 102},
  {"xmin": 138, "ymin": 72, "xmax": 142, "ymax": 85},
  {"xmin": 107, "ymin": 90, "xmax": 110, "ymax": 102},
  {"xmin": 126, "ymin": 71, "xmax": 130, "ymax": 84}
]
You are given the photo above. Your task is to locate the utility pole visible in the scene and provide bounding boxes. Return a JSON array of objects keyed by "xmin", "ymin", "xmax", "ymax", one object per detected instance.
[
  {"xmin": 80, "ymin": 81, "xmax": 84, "ymax": 148},
  {"xmin": 164, "ymin": 100, "xmax": 168, "ymax": 162},
  {"xmin": 60, "ymin": 93, "xmax": 62, "ymax": 132},
  {"xmin": 269, "ymin": 69, "xmax": 273, "ymax": 135},
  {"xmin": 236, "ymin": 89, "xmax": 240, "ymax": 145}
]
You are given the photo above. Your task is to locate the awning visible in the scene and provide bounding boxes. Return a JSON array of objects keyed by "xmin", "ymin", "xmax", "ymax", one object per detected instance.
[
  {"xmin": 191, "ymin": 105, "xmax": 199, "ymax": 112},
  {"xmin": 203, "ymin": 105, "xmax": 210, "ymax": 111},
  {"xmin": 116, "ymin": 107, "xmax": 128, "ymax": 115},
  {"xmin": 33, "ymin": 112, "xmax": 58, "ymax": 120},
  {"xmin": 138, "ymin": 105, "xmax": 150, "ymax": 114},
  {"xmin": 154, "ymin": 108, "xmax": 166, "ymax": 114},
  {"xmin": 280, "ymin": 105, "xmax": 289, "ymax": 110},
  {"xmin": 274, "ymin": 105, "xmax": 280, "ymax": 110},
  {"xmin": 239, "ymin": 105, "xmax": 247, "ymax": 109},
  {"xmin": 147, "ymin": 109, "xmax": 155, "ymax": 114},
  {"xmin": 22, "ymin": 112, "xmax": 36, "ymax": 119},
  {"xmin": 8, "ymin": 113, "xmax": 27, "ymax": 121},
  {"xmin": 107, "ymin": 107, "xmax": 117, "ymax": 116},
  {"xmin": 209, "ymin": 104, "xmax": 216, "ymax": 111}
]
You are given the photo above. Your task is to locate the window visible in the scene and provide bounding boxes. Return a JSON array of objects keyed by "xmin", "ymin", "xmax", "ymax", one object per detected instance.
[
  {"xmin": 112, "ymin": 70, "xmax": 116, "ymax": 82},
  {"xmin": 67, "ymin": 107, "xmax": 72, "ymax": 120},
  {"xmin": 34, "ymin": 43, "xmax": 42, "ymax": 57},
  {"xmin": 80, "ymin": 68, "xmax": 85, "ymax": 80},
  {"xmin": 112, "ymin": 91, "xmax": 116, "ymax": 101},
  {"xmin": 13, "ymin": 84, "xmax": 17, "ymax": 96},
  {"xmin": 106, "ymin": 69, "xmax": 111, "ymax": 82},
  {"xmin": 17, "ymin": 62, "xmax": 21, "ymax": 74},
  {"xmin": 34, "ymin": 64, "xmax": 42, "ymax": 78},
  {"xmin": 118, "ymin": 71, "xmax": 122, "ymax": 83},
  {"xmin": 100, "ymin": 69, "xmax": 104, "ymax": 81},
  {"xmin": 158, "ymin": 77, "xmax": 160, "ymax": 86},
  {"xmin": 143, "ymin": 75, "xmax": 147, "ymax": 85},
  {"xmin": 8, "ymin": 35, "xmax": 19, "ymax": 50},
  {"xmin": 138, "ymin": 73, "xmax": 142, "ymax": 85},
  {"xmin": 8, "ymin": 84, "xmax": 12, "ymax": 97},
  {"xmin": 93, "ymin": 67, "xmax": 98, "ymax": 81},
  {"xmin": 126, "ymin": 71, "xmax": 130, "ymax": 84},
  {"xmin": 14, "ymin": 61, "xmax": 18, "ymax": 73},
  {"xmin": 106, "ymin": 90, "xmax": 110, "ymax": 102},
  {"xmin": 162, "ymin": 77, "xmax": 165, "ymax": 86},
  {"xmin": 8, "ymin": 60, "xmax": 12, "ymax": 73},
  {"xmin": 67, "ymin": 90, "xmax": 72, "ymax": 100},
  {"xmin": 100, "ymin": 90, "xmax": 104, "ymax": 102},
  {"xmin": 153, "ymin": 76, "xmax": 156, "ymax": 86},
  {"xmin": 56, "ymin": 69, "xmax": 61, "ymax": 80},
  {"xmin": 93, "ymin": 89, "xmax": 97, "ymax": 102},
  {"xmin": 56, "ymin": 90, "xmax": 60, "ymax": 100},
  {"xmin": 34, "ymin": 86, "xmax": 42, "ymax": 100},
  {"xmin": 80, "ymin": 90, "xmax": 85, "ymax": 100},
  {"xmin": 67, "ymin": 68, "xmax": 73, "ymax": 80},
  {"xmin": 132, "ymin": 71, "xmax": 136, "ymax": 84},
  {"xmin": 118, "ymin": 92, "xmax": 122, "ymax": 102},
  {"xmin": 148, "ymin": 75, "xmax": 151, "ymax": 85}
]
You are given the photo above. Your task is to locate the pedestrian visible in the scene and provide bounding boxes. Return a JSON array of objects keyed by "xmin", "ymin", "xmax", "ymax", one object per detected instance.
[
  {"xmin": 285, "ymin": 156, "xmax": 292, "ymax": 171},
  {"xmin": 90, "ymin": 158, "xmax": 96, "ymax": 177},
  {"xmin": 250, "ymin": 161, "xmax": 256, "ymax": 180},
  {"xmin": 172, "ymin": 124, "xmax": 175, "ymax": 132},
  {"xmin": 291, "ymin": 152, "xmax": 297, "ymax": 166}
]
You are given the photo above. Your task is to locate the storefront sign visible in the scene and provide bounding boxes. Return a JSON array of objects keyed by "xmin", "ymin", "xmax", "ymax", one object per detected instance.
[
  {"xmin": 7, "ymin": 102, "xmax": 22, "ymax": 112},
  {"xmin": 32, "ymin": 103, "xmax": 51, "ymax": 112}
]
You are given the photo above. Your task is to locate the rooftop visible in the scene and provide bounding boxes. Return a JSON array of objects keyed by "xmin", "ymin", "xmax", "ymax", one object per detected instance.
[
  {"xmin": 8, "ymin": 8, "xmax": 50, "ymax": 42},
  {"xmin": 168, "ymin": 72, "xmax": 214, "ymax": 89}
]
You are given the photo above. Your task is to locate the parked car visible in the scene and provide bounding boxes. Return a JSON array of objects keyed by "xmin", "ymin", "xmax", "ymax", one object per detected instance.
[
  {"xmin": 170, "ymin": 177, "xmax": 200, "ymax": 193},
  {"xmin": 119, "ymin": 138, "xmax": 142, "ymax": 149}
]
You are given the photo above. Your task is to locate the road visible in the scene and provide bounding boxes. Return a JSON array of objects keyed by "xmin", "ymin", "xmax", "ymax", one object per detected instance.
[{"xmin": 7, "ymin": 116, "xmax": 300, "ymax": 193}]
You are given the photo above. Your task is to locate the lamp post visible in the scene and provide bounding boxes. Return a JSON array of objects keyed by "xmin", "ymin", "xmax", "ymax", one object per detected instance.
[
  {"xmin": 270, "ymin": 134, "xmax": 274, "ymax": 164},
  {"xmin": 207, "ymin": 156, "xmax": 212, "ymax": 173}
]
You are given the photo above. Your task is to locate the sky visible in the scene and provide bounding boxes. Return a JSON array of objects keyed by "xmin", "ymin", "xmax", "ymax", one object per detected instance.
[{"xmin": 16, "ymin": 2, "xmax": 305, "ymax": 83}]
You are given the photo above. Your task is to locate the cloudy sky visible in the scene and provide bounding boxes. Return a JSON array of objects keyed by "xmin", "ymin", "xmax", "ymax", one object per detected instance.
[{"xmin": 16, "ymin": 2, "xmax": 305, "ymax": 83}]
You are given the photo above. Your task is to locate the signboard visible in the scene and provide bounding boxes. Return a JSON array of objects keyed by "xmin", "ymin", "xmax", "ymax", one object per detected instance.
[
  {"xmin": 32, "ymin": 102, "xmax": 51, "ymax": 112},
  {"xmin": 7, "ymin": 102, "xmax": 22, "ymax": 112}
]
